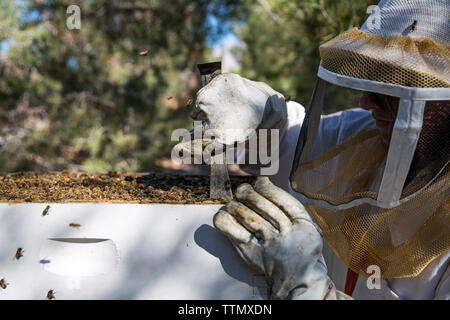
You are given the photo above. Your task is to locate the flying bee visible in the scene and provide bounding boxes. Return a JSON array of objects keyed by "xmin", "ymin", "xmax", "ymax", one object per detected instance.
[
  {"xmin": 42, "ymin": 205, "xmax": 51, "ymax": 217},
  {"xmin": 0, "ymin": 278, "xmax": 9, "ymax": 289},
  {"xmin": 411, "ymin": 20, "xmax": 418, "ymax": 31},
  {"xmin": 139, "ymin": 50, "xmax": 149, "ymax": 56},
  {"xmin": 46, "ymin": 289, "xmax": 56, "ymax": 300},
  {"xmin": 69, "ymin": 223, "xmax": 81, "ymax": 229},
  {"xmin": 14, "ymin": 248, "xmax": 24, "ymax": 260}
]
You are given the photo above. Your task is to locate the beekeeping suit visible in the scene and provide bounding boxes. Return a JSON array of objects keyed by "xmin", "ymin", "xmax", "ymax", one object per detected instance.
[{"xmin": 181, "ymin": 0, "xmax": 450, "ymax": 299}]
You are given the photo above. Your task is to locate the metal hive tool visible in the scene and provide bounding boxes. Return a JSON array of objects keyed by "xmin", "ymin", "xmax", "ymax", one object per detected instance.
[{"xmin": 197, "ymin": 62, "xmax": 233, "ymax": 200}]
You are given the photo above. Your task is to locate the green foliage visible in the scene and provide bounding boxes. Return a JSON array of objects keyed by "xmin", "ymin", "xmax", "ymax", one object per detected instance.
[
  {"xmin": 237, "ymin": 0, "xmax": 372, "ymax": 109},
  {"xmin": 0, "ymin": 0, "xmax": 243, "ymax": 172}
]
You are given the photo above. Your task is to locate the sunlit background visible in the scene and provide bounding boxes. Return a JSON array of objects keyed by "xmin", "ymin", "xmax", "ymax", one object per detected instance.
[{"xmin": 0, "ymin": 0, "xmax": 371, "ymax": 173}]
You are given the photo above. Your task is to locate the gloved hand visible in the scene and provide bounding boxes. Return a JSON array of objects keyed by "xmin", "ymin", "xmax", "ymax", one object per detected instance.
[
  {"xmin": 213, "ymin": 176, "xmax": 351, "ymax": 300},
  {"xmin": 191, "ymin": 73, "xmax": 288, "ymax": 145}
]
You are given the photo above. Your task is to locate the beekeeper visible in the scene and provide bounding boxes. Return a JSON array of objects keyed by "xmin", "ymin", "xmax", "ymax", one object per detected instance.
[{"xmin": 183, "ymin": 0, "xmax": 450, "ymax": 299}]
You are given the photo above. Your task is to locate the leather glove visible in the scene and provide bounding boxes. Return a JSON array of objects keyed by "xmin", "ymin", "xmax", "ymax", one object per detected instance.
[
  {"xmin": 172, "ymin": 73, "xmax": 288, "ymax": 167},
  {"xmin": 191, "ymin": 73, "xmax": 288, "ymax": 145},
  {"xmin": 213, "ymin": 176, "xmax": 352, "ymax": 300}
]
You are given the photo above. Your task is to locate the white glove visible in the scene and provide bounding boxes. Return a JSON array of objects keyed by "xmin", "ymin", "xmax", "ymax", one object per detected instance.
[
  {"xmin": 213, "ymin": 176, "xmax": 351, "ymax": 300},
  {"xmin": 190, "ymin": 73, "xmax": 288, "ymax": 145}
]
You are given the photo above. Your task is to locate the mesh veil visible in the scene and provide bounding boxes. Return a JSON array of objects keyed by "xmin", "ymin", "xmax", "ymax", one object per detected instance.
[{"xmin": 290, "ymin": 0, "xmax": 450, "ymax": 278}]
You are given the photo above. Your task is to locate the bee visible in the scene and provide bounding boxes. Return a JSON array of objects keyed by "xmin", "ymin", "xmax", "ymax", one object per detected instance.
[
  {"xmin": 185, "ymin": 98, "xmax": 193, "ymax": 107},
  {"xmin": 46, "ymin": 289, "xmax": 56, "ymax": 300},
  {"xmin": 0, "ymin": 278, "xmax": 9, "ymax": 289},
  {"xmin": 69, "ymin": 223, "xmax": 81, "ymax": 229},
  {"xmin": 15, "ymin": 248, "xmax": 24, "ymax": 260},
  {"xmin": 411, "ymin": 20, "xmax": 418, "ymax": 31},
  {"xmin": 139, "ymin": 50, "xmax": 149, "ymax": 56},
  {"xmin": 42, "ymin": 205, "xmax": 51, "ymax": 217}
]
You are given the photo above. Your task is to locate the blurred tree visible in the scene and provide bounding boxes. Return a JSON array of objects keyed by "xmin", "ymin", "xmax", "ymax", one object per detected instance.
[
  {"xmin": 0, "ymin": 0, "xmax": 375, "ymax": 173},
  {"xmin": 0, "ymin": 0, "xmax": 245, "ymax": 172},
  {"xmin": 237, "ymin": 0, "xmax": 372, "ymax": 111}
]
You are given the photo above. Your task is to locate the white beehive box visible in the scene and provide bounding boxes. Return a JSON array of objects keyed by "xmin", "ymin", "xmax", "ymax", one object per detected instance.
[{"xmin": 0, "ymin": 199, "xmax": 266, "ymax": 300}]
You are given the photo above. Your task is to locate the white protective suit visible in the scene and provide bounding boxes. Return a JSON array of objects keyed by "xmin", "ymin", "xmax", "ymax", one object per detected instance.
[{"xmin": 271, "ymin": 101, "xmax": 450, "ymax": 299}]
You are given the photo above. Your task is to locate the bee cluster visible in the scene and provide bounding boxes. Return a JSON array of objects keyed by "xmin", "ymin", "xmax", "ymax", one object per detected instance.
[{"xmin": 0, "ymin": 171, "xmax": 254, "ymax": 204}]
